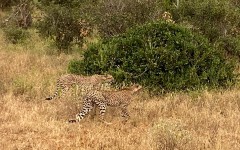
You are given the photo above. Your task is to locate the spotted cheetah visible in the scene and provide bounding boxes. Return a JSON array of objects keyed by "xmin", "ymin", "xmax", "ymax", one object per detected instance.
[
  {"xmin": 45, "ymin": 74, "xmax": 114, "ymax": 100},
  {"xmin": 69, "ymin": 84, "xmax": 142, "ymax": 124}
]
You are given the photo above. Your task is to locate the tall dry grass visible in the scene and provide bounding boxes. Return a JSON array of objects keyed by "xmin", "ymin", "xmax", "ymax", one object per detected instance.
[{"xmin": 0, "ymin": 30, "xmax": 240, "ymax": 150}]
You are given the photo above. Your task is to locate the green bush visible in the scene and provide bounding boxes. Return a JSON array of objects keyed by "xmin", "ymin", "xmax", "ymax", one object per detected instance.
[
  {"xmin": 3, "ymin": 26, "xmax": 30, "ymax": 44},
  {"xmin": 69, "ymin": 21, "xmax": 237, "ymax": 91}
]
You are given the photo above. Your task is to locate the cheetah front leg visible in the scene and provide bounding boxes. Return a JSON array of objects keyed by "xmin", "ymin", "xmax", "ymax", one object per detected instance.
[
  {"xmin": 69, "ymin": 101, "xmax": 93, "ymax": 123},
  {"xmin": 45, "ymin": 82, "xmax": 62, "ymax": 100},
  {"xmin": 89, "ymin": 104, "xmax": 97, "ymax": 120}
]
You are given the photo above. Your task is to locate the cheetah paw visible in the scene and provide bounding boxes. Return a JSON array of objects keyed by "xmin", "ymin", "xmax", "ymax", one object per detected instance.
[{"xmin": 68, "ymin": 119, "xmax": 77, "ymax": 123}]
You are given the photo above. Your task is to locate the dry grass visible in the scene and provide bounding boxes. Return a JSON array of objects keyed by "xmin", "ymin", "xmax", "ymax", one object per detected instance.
[{"xmin": 0, "ymin": 32, "xmax": 240, "ymax": 150}]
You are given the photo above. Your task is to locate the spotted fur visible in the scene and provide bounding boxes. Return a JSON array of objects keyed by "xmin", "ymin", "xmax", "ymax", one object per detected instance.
[
  {"xmin": 69, "ymin": 84, "xmax": 142, "ymax": 123},
  {"xmin": 45, "ymin": 74, "xmax": 114, "ymax": 100}
]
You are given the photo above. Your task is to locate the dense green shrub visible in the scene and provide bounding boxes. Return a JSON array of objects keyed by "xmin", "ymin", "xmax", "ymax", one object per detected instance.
[
  {"xmin": 69, "ymin": 21, "xmax": 237, "ymax": 91},
  {"xmin": 217, "ymin": 36, "xmax": 240, "ymax": 59},
  {"xmin": 3, "ymin": 26, "xmax": 30, "ymax": 44}
]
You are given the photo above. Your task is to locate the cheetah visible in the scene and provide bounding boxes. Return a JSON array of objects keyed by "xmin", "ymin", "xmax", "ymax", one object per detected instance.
[
  {"xmin": 45, "ymin": 74, "xmax": 114, "ymax": 100},
  {"xmin": 69, "ymin": 84, "xmax": 142, "ymax": 124}
]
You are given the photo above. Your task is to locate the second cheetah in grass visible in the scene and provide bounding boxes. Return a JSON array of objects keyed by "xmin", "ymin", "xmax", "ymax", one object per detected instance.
[{"xmin": 69, "ymin": 84, "xmax": 142, "ymax": 124}]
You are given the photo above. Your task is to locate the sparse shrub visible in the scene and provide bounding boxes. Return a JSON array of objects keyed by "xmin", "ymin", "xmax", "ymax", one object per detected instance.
[
  {"xmin": 150, "ymin": 119, "xmax": 200, "ymax": 149},
  {"xmin": 168, "ymin": 0, "xmax": 240, "ymax": 42},
  {"xmin": 12, "ymin": 77, "xmax": 33, "ymax": 96},
  {"xmin": 1, "ymin": 0, "xmax": 33, "ymax": 29},
  {"xmin": 69, "ymin": 21, "xmax": 237, "ymax": 92},
  {"xmin": 3, "ymin": 26, "xmax": 30, "ymax": 44},
  {"xmin": 163, "ymin": 0, "xmax": 240, "ymax": 61},
  {"xmin": 92, "ymin": 0, "xmax": 161, "ymax": 38},
  {"xmin": 37, "ymin": 0, "xmax": 92, "ymax": 53},
  {"xmin": 0, "ymin": 0, "xmax": 20, "ymax": 9}
]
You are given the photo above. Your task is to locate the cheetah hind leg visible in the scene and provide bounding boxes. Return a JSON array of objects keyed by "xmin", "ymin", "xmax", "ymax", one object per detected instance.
[
  {"xmin": 61, "ymin": 85, "xmax": 70, "ymax": 98},
  {"xmin": 120, "ymin": 106, "xmax": 130, "ymax": 124},
  {"xmin": 89, "ymin": 104, "xmax": 97, "ymax": 120},
  {"xmin": 98, "ymin": 103, "xmax": 112, "ymax": 125}
]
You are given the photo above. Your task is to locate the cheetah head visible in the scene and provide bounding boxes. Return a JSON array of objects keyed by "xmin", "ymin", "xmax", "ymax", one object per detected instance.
[
  {"xmin": 132, "ymin": 84, "xmax": 142, "ymax": 93},
  {"xmin": 122, "ymin": 84, "xmax": 142, "ymax": 93},
  {"xmin": 94, "ymin": 74, "xmax": 114, "ymax": 83},
  {"xmin": 103, "ymin": 74, "xmax": 114, "ymax": 82}
]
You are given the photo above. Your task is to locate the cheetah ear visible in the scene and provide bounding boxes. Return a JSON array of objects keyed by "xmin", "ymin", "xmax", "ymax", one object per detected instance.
[
  {"xmin": 137, "ymin": 85, "xmax": 143, "ymax": 90},
  {"xmin": 103, "ymin": 73, "xmax": 109, "ymax": 77},
  {"xmin": 133, "ymin": 84, "xmax": 142, "ymax": 91},
  {"xmin": 103, "ymin": 73, "xmax": 113, "ymax": 80},
  {"xmin": 106, "ymin": 74, "xmax": 111, "ymax": 78}
]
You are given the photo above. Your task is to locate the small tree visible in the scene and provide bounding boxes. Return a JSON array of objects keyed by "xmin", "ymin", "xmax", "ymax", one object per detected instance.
[
  {"xmin": 162, "ymin": 0, "xmax": 240, "ymax": 60},
  {"xmin": 0, "ymin": 0, "xmax": 20, "ymax": 9},
  {"xmin": 167, "ymin": 0, "xmax": 240, "ymax": 41},
  {"xmin": 2, "ymin": 0, "xmax": 32, "ymax": 28},
  {"xmin": 37, "ymin": 0, "xmax": 91, "ymax": 53},
  {"xmin": 1, "ymin": 0, "xmax": 32, "ymax": 44},
  {"xmin": 91, "ymin": 0, "xmax": 161, "ymax": 38}
]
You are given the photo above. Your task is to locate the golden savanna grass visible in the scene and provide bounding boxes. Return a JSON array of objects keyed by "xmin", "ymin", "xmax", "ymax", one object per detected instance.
[{"xmin": 0, "ymin": 30, "xmax": 240, "ymax": 150}]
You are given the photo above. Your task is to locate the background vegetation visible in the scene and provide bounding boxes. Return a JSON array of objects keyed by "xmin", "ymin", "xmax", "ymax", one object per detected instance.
[
  {"xmin": 0, "ymin": 0, "xmax": 240, "ymax": 149},
  {"xmin": 1, "ymin": 0, "xmax": 239, "ymax": 91}
]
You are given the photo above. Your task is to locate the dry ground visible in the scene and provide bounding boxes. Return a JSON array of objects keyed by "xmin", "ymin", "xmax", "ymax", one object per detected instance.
[{"xmin": 0, "ymin": 32, "xmax": 240, "ymax": 150}]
